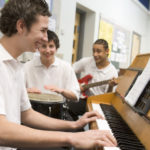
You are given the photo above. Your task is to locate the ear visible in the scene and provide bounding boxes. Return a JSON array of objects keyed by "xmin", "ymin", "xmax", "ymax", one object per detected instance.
[
  {"xmin": 106, "ymin": 48, "xmax": 109, "ymax": 55},
  {"xmin": 16, "ymin": 19, "xmax": 25, "ymax": 34}
]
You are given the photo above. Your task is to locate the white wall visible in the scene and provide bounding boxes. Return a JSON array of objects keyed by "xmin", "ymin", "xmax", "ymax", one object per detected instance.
[
  {"xmin": 52, "ymin": 0, "xmax": 150, "ymax": 64},
  {"xmin": 52, "ymin": 0, "xmax": 76, "ymax": 62},
  {"xmin": 76, "ymin": 0, "xmax": 150, "ymax": 54}
]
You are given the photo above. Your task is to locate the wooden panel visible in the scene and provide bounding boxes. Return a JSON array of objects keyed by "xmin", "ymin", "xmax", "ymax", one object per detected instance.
[
  {"xmin": 116, "ymin": 70, "xmax": 139, "ymax": 97},
  {"xmin": 129, "ymin": 53, "xmax": 150, "ymax": 69}
]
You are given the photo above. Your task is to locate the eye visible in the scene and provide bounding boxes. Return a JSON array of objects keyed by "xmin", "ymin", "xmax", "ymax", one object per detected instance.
[
  {"xmin": 41, "ymin": 44, "xmax": 47, "ymax": 49},
  {"xmin": 49, "ymin": 45, "xmax": 54, "ymax": 48},
  {"xmin": 41, "ymin": 29, "xmax": 47, "ymax": 33}
]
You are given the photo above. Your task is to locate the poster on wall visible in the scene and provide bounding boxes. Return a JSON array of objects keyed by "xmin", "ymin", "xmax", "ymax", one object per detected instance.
[
  {"xmin": 111, "ymin": 25, "xmax": 131, "ymax": 69},
  {"xmin": 98, "ymin": 19, "xmax": 114, "ymax": 57},
  {"xmin": 99, "ymin": 17, "xmax": 131, "ymax": 69}
]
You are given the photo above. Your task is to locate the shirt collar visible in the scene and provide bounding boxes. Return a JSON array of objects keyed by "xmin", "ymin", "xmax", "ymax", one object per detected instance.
[
  {"xmin": 0, "ymin": 44, "xmax": 14, "ymax": 61},
  {"xmin": 96, "ymin": 63, "xmax": 111, "ymax": 74},
  {"xmin": 0, "ymin": 44, "xmax": 23, "ymax": 69},
  {"xmin": 34, "ymin": 56, "xmax": 59, "ymax": 67}
]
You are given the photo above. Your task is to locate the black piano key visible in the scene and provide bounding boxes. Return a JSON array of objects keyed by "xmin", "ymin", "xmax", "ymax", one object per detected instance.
[{"xmin": 100, "ymin": 104, "xmax": 145, "ymax": 150}]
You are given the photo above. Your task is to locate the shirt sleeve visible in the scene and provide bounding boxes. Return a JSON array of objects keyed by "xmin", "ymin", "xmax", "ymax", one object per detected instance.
[
  {"xmin": 20, "ymin": 72, "xmax": 31, "ymax": 112},
  {"xmin": 0, "ymin": 85, "xmax": 6, "ymax": 115},
  {"xmin": 64, "ymin": 65, "xmax": 80, "ymax": 101},
  {"xmin": 73, "ymin": 57, "xmax": 88, "ymax": 74}
]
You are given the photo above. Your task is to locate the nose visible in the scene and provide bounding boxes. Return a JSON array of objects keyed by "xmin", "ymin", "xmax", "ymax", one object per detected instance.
[
  {"xmin": 93, "ymin": 51, "xmax": 98, "ymax": 57},
  {"xmin": 42, "ymin": 32, "xmax": 48, "ymax": 42}
]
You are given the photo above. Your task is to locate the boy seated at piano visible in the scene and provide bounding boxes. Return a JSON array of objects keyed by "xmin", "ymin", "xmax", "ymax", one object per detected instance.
[
  {"xmin": 68, "ymin": 39, "xmax": 118, "ymax": 120},
  {"xmin": 24, "ymin": 30, "xmax": 80, "ymax": 117},
  {"xmin": 0, "ymin": 0, "xmax": 118, "ymax": 149}
]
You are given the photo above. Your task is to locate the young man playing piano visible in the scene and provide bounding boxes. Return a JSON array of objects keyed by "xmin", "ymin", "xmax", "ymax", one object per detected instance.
[
  {"xmin": 0, "ymin": 0, "xmax": 117, "ymax": 150},
  {"xmin": 68, "ymin": 39, "xmax": 118, "ymax": 120}
]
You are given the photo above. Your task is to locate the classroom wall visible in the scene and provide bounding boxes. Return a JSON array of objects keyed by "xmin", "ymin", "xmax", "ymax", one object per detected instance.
[{"xmin": 52, "ymin": 0, "xmax": 150, "ymax": 65}]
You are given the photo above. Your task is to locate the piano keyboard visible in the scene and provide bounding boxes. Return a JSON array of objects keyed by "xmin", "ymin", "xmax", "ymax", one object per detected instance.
[{"xmin": 92, "ymin": 103, "xmax": 145, "ymax": 150}]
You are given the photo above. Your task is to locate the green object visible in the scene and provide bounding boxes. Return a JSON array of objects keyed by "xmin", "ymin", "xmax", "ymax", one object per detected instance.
[{"xmin": 5, "ymin": 0, "xmax": 8, "ymax": 2}]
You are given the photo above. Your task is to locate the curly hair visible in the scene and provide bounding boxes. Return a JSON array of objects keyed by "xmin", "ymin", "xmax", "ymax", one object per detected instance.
[
  {"xmin": 94, "ymin": 39, "xmax": 109, "ymax": 50},
  {"xmin": 0, "ymin": 0, "xmax": 51, "ymax": 37},
  {"xmin": 47, "ymin": 30, "xmax": 60, "ymax": 49}
]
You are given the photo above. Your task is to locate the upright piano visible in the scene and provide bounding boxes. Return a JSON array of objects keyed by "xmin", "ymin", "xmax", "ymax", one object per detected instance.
[{"xmin": 87, "ymin": 53, "xmax": 150, "ymax": 150}]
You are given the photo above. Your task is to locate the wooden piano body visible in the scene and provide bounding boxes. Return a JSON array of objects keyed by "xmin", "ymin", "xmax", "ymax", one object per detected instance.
[{"xmin": 87, "ymin": 53, "xmax": 150, "ymax": 150}]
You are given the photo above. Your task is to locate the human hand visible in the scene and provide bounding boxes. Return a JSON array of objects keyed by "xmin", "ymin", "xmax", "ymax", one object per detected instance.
[
  {"xmin": 108, "ymin": 78, "xmax": 118, "ymax": 87},
  {"xmin": 70, "ymin": 130, "xmax": 117, "ymax": 149},
  {"xmin": 44, "ymin": 85, "xmax": 63, "ymax": 94},
  {"xmin": 80, "ymin": 84, "xmax": 85, "ymax": 92},
  {"xmin": 27, "ymin": 87, "xmax": 41, "ymax": 94},
  {"xmin": 75, "ymin": 111, "xmax": 104, "ymax": 129}
]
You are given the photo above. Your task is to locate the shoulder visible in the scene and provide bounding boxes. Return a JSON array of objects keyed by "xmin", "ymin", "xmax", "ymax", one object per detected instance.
[
  {"xmin": 24, "ymin": 57, "xmax": 38, "ymax": 71},
  {"xmin": 108, "ymin": 63, "xmax": 118, "ymax": 75},
  {"xmin": 74, "ymin": 56, "xmax": 94, "ymax": 65},
  {"xmin": 56, "ymin": 57, "xmax": 72, "ymax": 68}
]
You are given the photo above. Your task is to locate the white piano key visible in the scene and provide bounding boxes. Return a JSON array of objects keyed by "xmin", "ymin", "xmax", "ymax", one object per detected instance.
[
  {"xmin": 104, "ymin": 147, "xmax": 120, "ymax": 150},
  {"xmin": 96, "ymin": 119, "xmax": 120, "ymax": 150},
  {"xmin": 92, "ymin": 103, "xmax": 105, "ymax": 118},
  {"xmin": 96, "ymin": 119, "xmax": 112, "ymax": 133}
]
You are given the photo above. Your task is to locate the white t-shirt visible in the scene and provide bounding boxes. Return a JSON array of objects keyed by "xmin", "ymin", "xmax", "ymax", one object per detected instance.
[
  {"xmin": 0, "ymin": 44, "xmax": 31, "ymax": 150},
  {"xmin": 73, "ymin": 56, "xmax": 118, "ymax": 96},
  {"xmin": 24, "ymin": 56, "xmax": 80, "ymax": 100}
]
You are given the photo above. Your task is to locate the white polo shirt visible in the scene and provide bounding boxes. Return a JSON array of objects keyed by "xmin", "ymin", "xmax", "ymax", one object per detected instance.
[
  {"xmin": 0, "ymin": 44, "xmax": 31, "ymax": 150},
  {"xmin": 24, "ymin": 56, "xmax": 80, "ymax": 100},
  {"xmin": 73, "ymin": 56, "xmax": 118, "ymax": 96}
]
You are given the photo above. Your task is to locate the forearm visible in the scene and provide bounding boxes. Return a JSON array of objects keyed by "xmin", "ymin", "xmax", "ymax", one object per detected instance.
[
  {"xmin": 21, "ymin": 109, "xmax": 77, "ymax": 131},
  {"xmin": 0, "ymin": 117, "xmax": 72, "ymax": 148},
  {"xmin": 61, "ymin": 90, "xmax": 78, "ymax": 101}
]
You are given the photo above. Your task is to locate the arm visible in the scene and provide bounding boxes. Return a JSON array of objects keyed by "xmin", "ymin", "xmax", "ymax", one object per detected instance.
[
  {"xmin": 107, "ymin": 78, "xmax": 119, "ymax": 93},
  {"xmin": 21, "ymin": 108, "xmax": 104, "ymax": 131},
  {"xmin": 0, "ymin": 114, "xmax": 117, "ymax": 149},
  {"xmin": 44, "ymin": 85, "xmax": 78, "ymax": 101},
  {"xmin": 0, "ymin": 114, "xmax": 70, "ymax": 148}
]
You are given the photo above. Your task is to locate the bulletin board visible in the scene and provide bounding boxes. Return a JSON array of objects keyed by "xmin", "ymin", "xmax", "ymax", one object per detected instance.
[
  {"xmin": 98, "ymin": 19, "xmax": 114, "ymax": 57},
  {"xmin": 99, "ymin": 17, "xmax": 131, "ymax": 69}
]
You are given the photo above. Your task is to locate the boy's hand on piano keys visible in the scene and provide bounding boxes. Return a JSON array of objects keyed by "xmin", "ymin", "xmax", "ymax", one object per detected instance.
[
  {"xmin": 75, "ymin": 111, "xmax": 104, "ymax": 129},
  {"xmin": 70, "ymin": 130, "xmax": 117, "ymax": 149}
]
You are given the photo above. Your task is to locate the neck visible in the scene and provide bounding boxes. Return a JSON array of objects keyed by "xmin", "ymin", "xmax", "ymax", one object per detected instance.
[
  {"xmin": 0, "ymin": 35, "xmax": 23, "ymax": 59},
  {"xmin": 40, "ymin": 56, "xmax": 54, "ymax": 68},
  {"xmin": 96, "ymin": 59, "xmax": 110, "ymax": 69}
]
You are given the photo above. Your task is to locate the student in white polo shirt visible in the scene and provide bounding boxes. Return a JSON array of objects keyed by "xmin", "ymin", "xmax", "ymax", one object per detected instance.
[
  {"xmin": 24, "ymin": 30, "xmax": 80, "ymax": 101},
  {"xmin": 0, "ymin": 0, "xmax": 117, "ymax": 149},
  {"xmin": 24, "ymin": 30, "xmax": 80, "ymax": 117},
  {"xmin": 69, "ymin": 39, "xmax": 118, "ymax": 120}
]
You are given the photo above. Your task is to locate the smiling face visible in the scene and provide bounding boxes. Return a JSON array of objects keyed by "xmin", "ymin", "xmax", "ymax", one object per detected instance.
[
  {"xmin": 93, "ymin": 43, "xmax": 109, "ymax": 65},
  {"xmin": 39, "ymin": 40, "xmax": 57, "ymax": 64},
  {"xmin": 20, "ymin": 15, "xmax": 49, "ymax": 53}
]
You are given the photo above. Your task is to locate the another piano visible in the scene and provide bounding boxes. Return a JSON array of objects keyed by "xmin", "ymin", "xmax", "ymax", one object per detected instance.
[{"xmin": 87, "ymin": 53, "xmax": 150, "ymax": 150}]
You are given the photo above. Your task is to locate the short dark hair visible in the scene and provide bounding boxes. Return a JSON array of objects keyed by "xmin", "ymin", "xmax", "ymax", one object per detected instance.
[
  {"xmin": 94, "ymin": 39, "xmax": 109, "ymax": 50},
  {"xmin": 0, "ymin": 0, "xmax": 51, "ymax": 37},
  {"xmin": 47, "ymin": 30, "xmax": 60, "ymax": 49}
]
